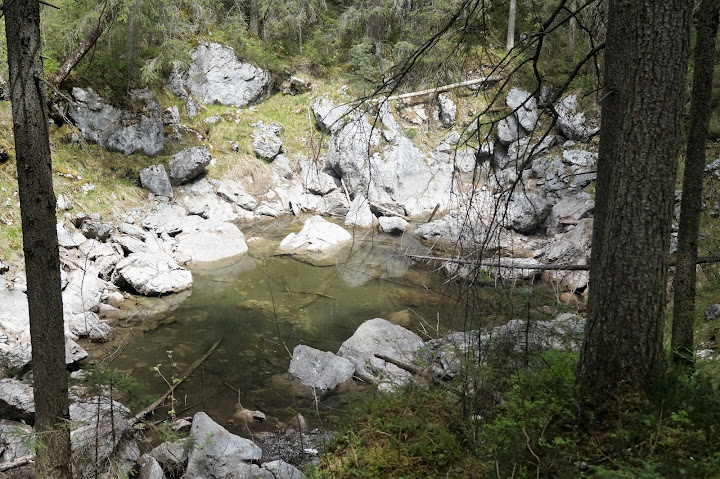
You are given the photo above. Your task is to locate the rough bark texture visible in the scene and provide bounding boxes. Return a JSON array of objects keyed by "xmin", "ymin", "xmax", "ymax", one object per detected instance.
[
  {"xmin": 577, "ymin": 0, "xmax": 692, "ymax": 394},
  {"xmin": 52, "ymin": 0, "xmax": 123, "ymax": 85},
  {"xmin": 5, "ymin": 1, "xmax": 72, "ymax": 477},
  {"xmin": 506, "ymin": 0, "xmax": 517, "ymax": 51},
  {"xmin": 672, "ymin": 0, "xmax": 720, "ymax": 368}
]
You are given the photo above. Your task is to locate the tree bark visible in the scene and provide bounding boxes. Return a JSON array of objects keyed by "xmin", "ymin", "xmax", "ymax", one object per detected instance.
[
  {"xmin": 672, "ymin": 0, "xmax": 720, "ymax": 368},
  {"xmin": 5, "ymin": 1, "xmax": 72, "ymax": 477},
  {"xmin": 51, "ymin": 0, "xmax": 123, "ymax": 86},
  {"xmin": 506, "ymin": 0, "xmax": 517, "ymax": 51},
  {"xmin": 577, "ymin": 0, "xmax": 692, "ymax": 395},
  {"xmin": 249, "ymin": 0, "xmax": 260, "ymax": 36}
]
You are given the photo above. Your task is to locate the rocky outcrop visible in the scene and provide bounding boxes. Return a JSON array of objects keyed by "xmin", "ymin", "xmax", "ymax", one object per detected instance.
[
  {"xmin": 312, "ymin": 97, "xmax": 352, "ymax": 134},
  {"xmin": 344, "ymin": 195, "xmax": 374, "ymax": 228},
  {"xmin": 68, "ymin": 87, "xmax": 163, "ymax": 155},
  {"xmin": 338, "ymin": 318, "xmax": 425, "ymax": 391},
  {"xmin": 169, "ymin": 146, "xmax": 213, "ymax": 185},
  {"xmin": 173, "ymin": 42, "xmax": 271, "ymax": 107}
]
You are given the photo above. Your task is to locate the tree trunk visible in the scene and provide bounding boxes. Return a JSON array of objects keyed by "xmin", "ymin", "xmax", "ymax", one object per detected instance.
[
  {"xmin": 577, "ymin": 0, "xmax": 692, "ymax": 395},
  {"xmin": 506, "ymin": 0, "xmax": 517, "ymax": 51},
  {"xmin": 566, "ymin": 0, "xmax": 576, "ymax": 61},
  {"xmin": 672, "ymin": 0, "xmax": 720, "ymax": 368},
  {"xmin": 52, "ymin": 0, "xmax": 123, "ymax": 86},
  {"xmin": 5, "ymin": 1, "xmax": 72, "ymax": 478},
  {"xmin": 249, "ymin": 0, "xmax": 260, "ymax": 36},
  {"xmin": 125, "ymin": 9, "xmax": 139, "ymax": 93}
]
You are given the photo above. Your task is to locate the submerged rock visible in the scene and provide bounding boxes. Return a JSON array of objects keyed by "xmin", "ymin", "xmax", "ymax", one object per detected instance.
[
  {"xmin": 278, "ymin": 215, "xmax": 352, "ymax": 257},
  {"xmin": 174, "ymin": 220, "xmax": 248, "ymax": 263},
  {"xmin": 288, "ymin": 345, "xmax": 355, "ymax": 395}
]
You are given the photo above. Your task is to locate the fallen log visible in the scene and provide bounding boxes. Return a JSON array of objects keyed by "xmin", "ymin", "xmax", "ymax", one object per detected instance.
[
  {"xmin": 407, "ymin": 254, "xmax": 720, "ymax": 271},
  {"xmin": 0, "ymin": 455, "xmax": 34, "ymax": 472},
  {"xmin": 134, "ymin": 339, "xmax": 222, "ymax": 423},
  {"xmin": 375, "ymin": 76, "xmax": 504, "ymax": 103}
]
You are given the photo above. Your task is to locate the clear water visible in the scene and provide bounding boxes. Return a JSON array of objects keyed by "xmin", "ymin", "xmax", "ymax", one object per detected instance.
[{"xmin": 104, "ymin": 216, "xmax": 459, "ymax": 428}]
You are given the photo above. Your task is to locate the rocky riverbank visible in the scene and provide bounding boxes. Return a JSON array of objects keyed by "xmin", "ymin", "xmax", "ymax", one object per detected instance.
[{"xmin": 0, "ymin": 40, "xmax": 608, "ymax": 477}]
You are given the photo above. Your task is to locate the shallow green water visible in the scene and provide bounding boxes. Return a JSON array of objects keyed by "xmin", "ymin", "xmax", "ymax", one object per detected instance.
[{"xmin": 108, "ymin": 217, "xmax": 458, "ymax": 427}]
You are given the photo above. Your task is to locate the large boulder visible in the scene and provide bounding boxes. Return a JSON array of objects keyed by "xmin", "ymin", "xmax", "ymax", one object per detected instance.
[
  {"xmin": 140, "ymin": 164, "xmax": 174, "ymax": 198},
  {"xmin": 178, "ymin": 42, "xmax": 271, "ymax": 107},
  {"xmin": 278, "ymin": 215, "xmax": 352, "ymax": 258},
  {"xmin": 113, "ymin": 253, "xmax": 193, "ymax": 296},
  {"xmin": 169, "ymin": 146, "xmax": 213, "ymax": 185},
  {"xmin": 542, "ymin": 217, "xmax": 593, "ymax": 292},
  {"xmin": 262, "ymin": 460, "xmax": 306, "ymax": 479},
  {"xmin": 288, "ymin": 345, "xmax": 355, "ymax": 395},
  {"xmin": 252, "ymin": 121, "xmax": 283, "ymax": 160},
  {"xmin": 0, "ymin": 419, "xmax": 33, "ymax": 462},
  {"xmin": 544, "ymin": 192, "xmax": 594, "ymax": 234},
  {"xmin": 503, "ymin": 192, "xmax": 552, "ymax": 234},
  {"xmin": 378, "ymin": 216, "xmax": 408, "ymax": 235},
  {"xmin": 68, "ymin": 87, "xmax": 163, "ymax": 155},
  {"xmin": 185, "ymin": 412, "xmax": 262, "ymax": 478},
  {"xmin": 338, "ymin": 318, "xmax": 425, "ymax": 391},
  {"xmin": 174, "ymin": 220, "xmax": 248, "ymax": 263},
  {"xmin": 299, "ymin": 158, "xmax": 338, "ymax": 196}
]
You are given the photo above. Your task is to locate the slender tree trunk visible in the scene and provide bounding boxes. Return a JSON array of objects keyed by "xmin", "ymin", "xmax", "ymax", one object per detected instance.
[
  {"xmin": 5, "ymin": 1, "xmax": 72, "ymax": 478},
  {"xmin": 52, "ymin": 0, "xmax": 123, "ymax": 85},
  {"xmin": 577, "ymin": 0, "xmax": 692, "ymax": 395},
  {"xmin": 125, "ymin": 10, "xmax": 139, "ymax": 93},
  {"xmin": 566, "ymin": 0, "xmax": 576, "ymax": 61},
  {"xmin": 672, "ymin": 0, "xmax": 720, "ymax": 368},
  {"xmin": 506, "ymin": 0, "xmax": 517, "ymax": 50},
  {"xmin": 249, "ymin": 0, "xmax": 260, "ymax": 36}
]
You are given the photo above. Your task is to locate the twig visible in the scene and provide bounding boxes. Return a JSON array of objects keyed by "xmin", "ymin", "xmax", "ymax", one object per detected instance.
[{"xmin": 134, "ymin": 339, "xmax": 222, "ymax": 422}]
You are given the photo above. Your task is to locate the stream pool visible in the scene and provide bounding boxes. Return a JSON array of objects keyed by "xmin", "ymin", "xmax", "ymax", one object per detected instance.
[{"xmin": 101, "ymin": 216, "xmax": 463, "ymax": 429}]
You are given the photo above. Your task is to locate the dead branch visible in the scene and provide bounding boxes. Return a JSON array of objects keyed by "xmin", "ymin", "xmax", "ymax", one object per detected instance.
[
  {"xmin": 134, "ymin": 339, "xmax": 222, "ymax": 423},
  {"xmin": 0, "ymin": 455, "xmax": 34, "ymax": 472},
  {"xmin": 407, "ymin": 254, "xmax": 720, "ymax": 271}
]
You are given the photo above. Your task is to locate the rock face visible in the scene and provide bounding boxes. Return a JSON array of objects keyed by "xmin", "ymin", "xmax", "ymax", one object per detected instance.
[
  {"xmin": 175, "ymin": 42, "xmax": 271, "ymax": 107},
  {"xmin": 338, "ymin": 318, "xmax": 425, "ymax": 391},
  {"xmin": 140, "ymin": 164, "xmax": 174, "ymax": 198},
  {"xmin": 113, "ymin": 253, "xmax": 193, "ymax": 296},
  {"xmin": 68, "ymin": 87, "xmax": 163, "ymax": 155},
  {"xmin": 169, "ymin": 146, "xmax": 213, "ymax": 185},
  {"xmin": 174, "ymin": 220, "xmax": 248, "ymax": 263},
  {"xmin": 252, "ymin": 121, "xmax": 283, "ymax": 160},
  {"xmin": 278, "ymin": 215, "xmax": 352, "ymax": 257},
  {"xmin": 288, "ymin": 345, "xmax": 355, "ymax": 395},
  {"xmin": 185, "ymin": 412, "xmax": 262, "ymax": 479}
]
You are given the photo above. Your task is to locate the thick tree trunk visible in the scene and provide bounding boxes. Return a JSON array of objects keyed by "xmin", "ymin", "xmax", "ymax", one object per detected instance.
[
  {"xmin": 577, "ymin": 0, "xmax": 692, "ymax": 394},
  {"xmin": 52, "ymin": 0, "xmax": 123, "ymax": 85},
  {"xmin": 506, "ymin": 0, "xmax": 517, "ymax": 51},
  {"xmin": 672, "ymin": 0, "xmax": 720, "ymax": 368},
  {"xmin": 5, "ymin": 1, "xmax": 72, "ymax": 478}
]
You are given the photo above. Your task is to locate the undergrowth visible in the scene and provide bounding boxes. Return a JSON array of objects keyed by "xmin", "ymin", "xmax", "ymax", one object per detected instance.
[{"xmin": 309, "ymin": 351, "xmax": 720, "ymax": 478}]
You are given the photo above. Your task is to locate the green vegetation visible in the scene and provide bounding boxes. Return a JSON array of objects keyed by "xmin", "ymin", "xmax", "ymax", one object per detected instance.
[{"xmin": 309, "ymin": 351, "xmax": 720, "ymax": 478}]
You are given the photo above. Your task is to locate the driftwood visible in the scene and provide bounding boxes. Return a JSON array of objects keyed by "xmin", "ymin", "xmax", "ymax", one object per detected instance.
[
  {"xmin": 408, "ymin": 254, "xmax": 720, "ymax": 271},
  {"xmin": 0, "ymin": 455, "xmax": 34, "ymax": 472},
  {"xmin": 134, "ymin": 339, "xmax": 222, "ymax": 423},
  {"xmin": 376, "ymin": 76, "xmax": 504, "ymax": 103},
  {"xmin": 369, "ymin": 201, "xmax": 409, "ymax": 220}
]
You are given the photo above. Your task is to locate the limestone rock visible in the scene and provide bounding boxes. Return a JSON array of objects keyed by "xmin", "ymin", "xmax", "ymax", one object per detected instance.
[
  {"xmin": 344, "ymin": 195, "xmax": 374, "ymax": 228},
  {"xmin": 378, "ymin": 216, "xmax": 409, "ymax": 235},
  {"xmin": 437, "ymin": 93, "xmax": 456, "ymax": 128},
  {"xmin": 113, "ymin": 253, "xmax": 193, "ymax": 296},
  {"xmin": 288, "ymin": 345, "xmax": 355, "ymax": 395},
  {"xmin": 338, "ymin": 318, "xmax": 424, "ymax": 391},
  {"xmin": 312, "ymin": 97, "xmax": 352, "ymax": 134},
  {"xmin": 174, "ymin": 220, "xmax": 248, "ymax": 263},
  {"xmin": 169, "ymin": 146, "xmax": 213, "ymax": 186},
  {"xmin": 68, "ymin": 87, "xmax": 163, "ymax": 155},
  {"xmin": 252, "ymin": 121, "xmax": 283, "ymax": 160},
  {"xmin": 278, "ymin": 216, "xmax": 352, "ymax": 257},
  {"xmin": 140, "ymin": 164, "xmax": 174, "ymax": 198},
  {"xmin": 185, "ymin": 412, "xmax": 262, "ymax": 478},
  {"xmin": 0, "ymin": 379, "xmax": 34, "ymax": 422},
  {"xmin": 506, "ymin": 88, "xmax": 538, "ymax": 132},
  {"xmin": 555, "ymin": 94, "xmax": 599, "ymax": 142}
]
